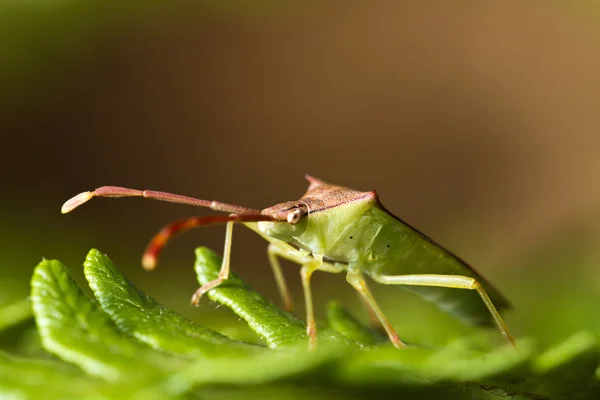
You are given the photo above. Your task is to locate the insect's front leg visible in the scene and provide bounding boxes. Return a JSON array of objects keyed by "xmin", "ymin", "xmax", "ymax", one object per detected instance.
[{"xmin": 191, "ymin": 221, "xmax": 234, "ymax": 305}]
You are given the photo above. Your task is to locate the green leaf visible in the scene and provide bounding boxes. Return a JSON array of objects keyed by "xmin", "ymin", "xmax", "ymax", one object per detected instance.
[
  {"xmin": 335, "ymin": 339, "xmax": 530, "ymax": 386},
  {"xmin": 531, "ymin": 331, "xmax": 600, "ymax": 399},
  {"xmin": 165, "ymin": 341, "xmax": 346, "ymax": 394},
  {"xmin": 0, "ymin": 298, "xmax": 35, "ymax": 355},
  {"xmin": 0, "ymin": 350, "xmax": 177, "ymax": 400},
  {"xmin": 10, "ymin": 248, "xmax": 599, "ymax": 399},
  {"xmin": 0, "ymin": 350, "xmax": 102, "ymax": 399},
  {"xmin": 326, "ymin": 301, "xmax": 385, "ymax": 346},
  {"xmin": 80, "ymin": 250, "xmax": 348, "ymax": 394},
  {"xmin": 193, "ymin": 247, "xmax": 351, "ymax": 348},
  {"xmin": 83, "ymin": 248, "xmax": 253, "ymax": 357},
  {"xmin": 0, "ymin": 298, "xmax": 32, "ymax": 332},
  {"xmin": 30, "ymin": 258, "xmax": 185, "ymax": 382}
]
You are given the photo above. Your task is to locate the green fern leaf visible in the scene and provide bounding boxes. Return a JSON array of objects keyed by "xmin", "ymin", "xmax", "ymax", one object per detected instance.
[
  {"xmin": 193, "ymin": 247, "xmax": 351, "ymax": 348},
  {"xmin": 30, "ymin": 258, "xmax": 185, "ymax": 382},
  {"xmin": 83, "ymin": 248, "xmax": 251, "ymax": 357},
  {"xmin": 1, "ymin": 248, "xmax": 595, "ymax": 400}
]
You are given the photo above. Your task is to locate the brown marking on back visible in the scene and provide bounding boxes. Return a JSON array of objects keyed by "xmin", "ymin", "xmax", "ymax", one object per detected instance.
[
  {"xmin": 262, "ymin": 176, "xmax": 376, "ymax": 219},
  {"xmin": 299, "ymin": 176, "xmax": 376, "ymax": 212}
]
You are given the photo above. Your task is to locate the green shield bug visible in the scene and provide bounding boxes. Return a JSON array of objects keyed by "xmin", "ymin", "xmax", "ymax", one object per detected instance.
[{"xmin": 62, "ymin": 175, "xmax": 515, "ymax": 349}]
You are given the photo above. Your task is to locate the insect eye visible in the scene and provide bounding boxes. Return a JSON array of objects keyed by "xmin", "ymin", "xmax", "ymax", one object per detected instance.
[{"xmin": 286, "ymin": 208, "xmax": 304, "ymax": 224}]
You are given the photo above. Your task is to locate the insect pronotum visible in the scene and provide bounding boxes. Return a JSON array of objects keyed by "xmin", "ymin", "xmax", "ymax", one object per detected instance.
[{"xmin": 62, "ymin": 175, "xmax": 515, "ymax": 348}]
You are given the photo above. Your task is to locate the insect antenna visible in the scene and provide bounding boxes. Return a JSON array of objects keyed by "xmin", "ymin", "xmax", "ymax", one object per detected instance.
[
  {"xmin": 142, "ymin": 214, "xmax": 275, "ymax": 270},
  {"xmin": 61, "ymin": 186, "xmax": 260, "ymax": 215}
]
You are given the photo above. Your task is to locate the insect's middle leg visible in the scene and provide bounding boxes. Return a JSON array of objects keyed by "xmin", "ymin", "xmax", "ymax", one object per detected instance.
[
  {"xmin": 267, "ymin": 242, "xmax": 338, "ymax": 312},
  {"xmin": 267, "ymin": 243, "xmax": 344, "ymax": 349},
  {"xmin": 346, "ymin": 271, "xmax": 406, "ymax": 348},
  {"xmin": 191, "ymin": 221, "xmax": 234, "ymax": 305},
  {"xmin": 301, "ymin": 257, "xmax": 323, "ymax": 350}
]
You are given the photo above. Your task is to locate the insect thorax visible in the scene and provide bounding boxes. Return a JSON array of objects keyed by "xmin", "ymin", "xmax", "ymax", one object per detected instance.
[{"xmin": 258, "ymin": 198, "xmax": 381, "ymax": 264}]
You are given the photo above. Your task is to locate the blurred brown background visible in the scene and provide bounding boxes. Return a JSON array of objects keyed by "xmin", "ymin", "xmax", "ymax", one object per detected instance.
[{"xmin": 2, "ymin": 0, "xmax": 599, "ymax": 346}]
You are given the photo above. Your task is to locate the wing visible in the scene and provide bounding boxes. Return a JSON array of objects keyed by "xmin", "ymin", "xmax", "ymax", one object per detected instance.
[{"xmin": 369, "ymin": 204, "xmax": 511, "ymax": 327}]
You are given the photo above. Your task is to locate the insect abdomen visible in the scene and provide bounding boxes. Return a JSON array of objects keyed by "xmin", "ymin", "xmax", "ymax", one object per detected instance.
[{"xmin": 365, "ymin": 207, "xmax": 511, "ymax": 327}]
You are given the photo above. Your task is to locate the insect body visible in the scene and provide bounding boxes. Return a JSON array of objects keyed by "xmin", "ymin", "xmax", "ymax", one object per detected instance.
[{"xmin": 62, "ymin": 175, "xmax": 515, "ymax": 348}]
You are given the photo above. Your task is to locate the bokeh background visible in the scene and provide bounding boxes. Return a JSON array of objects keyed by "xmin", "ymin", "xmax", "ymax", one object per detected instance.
[{"xmin": 2, "ymin": 0, "xmax": 600, "ymax": 348}]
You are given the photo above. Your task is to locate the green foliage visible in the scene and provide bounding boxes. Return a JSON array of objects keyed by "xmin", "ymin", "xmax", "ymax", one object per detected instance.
[
  {"xmin": 84, "ymin": 249, "xmax": 245, "ymax": 357},
  {"xmin": 0, "ymin": 298, "xmax": 32, "ymax": 332},
  {"xmin": 0, "ymin": 247, "xmax": 599, "ymax": 399},
  {"xmin": 193, "ymin": 247, "xmax": 351, "ymax": 348}
]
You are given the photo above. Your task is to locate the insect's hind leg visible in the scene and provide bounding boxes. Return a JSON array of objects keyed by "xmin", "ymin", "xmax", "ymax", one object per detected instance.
[
  {"xmin": 267, "ymin": 244, "xmax": 294, "ymax": 312},
  {"xmin": 190, "ymin": 221, "xmax": 234, "ymax": 305},
  {"xmin": 370, "ymin": 273, "xmax": 516, "ymax": 346},
  {"xmin": 346, "ymin": 271, "xmax": 406, "ymax": 348}
]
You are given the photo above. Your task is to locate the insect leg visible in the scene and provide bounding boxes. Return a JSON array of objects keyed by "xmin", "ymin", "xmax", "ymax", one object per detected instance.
[
  {"xmin": 262, "ymin": 241, "xmax": 344, "ymax": 348},
  {"xmin": 300, "ymin": 256, "xmax": 323, "ymax": 350},
  {"xmin": 358, "ymin": 294, "xmax": 383, "ymax": 330},
  {"xmin": 267, "ymin": 244, "xmax": 294, "ymax": 312},
  {"xmin": 370, "ymin": 274, "xmax": 516, "ymax": 346},
  {"xmin": 265, "ymin": 242, "xmax": 343, "ymax": 273},
  {"xmin": 190, "ymin": 221, "xmax": 234, "ymax": 305},
  {"xmin": 346, "ymin": 271, "xmax": 406, "ymax": 348}
]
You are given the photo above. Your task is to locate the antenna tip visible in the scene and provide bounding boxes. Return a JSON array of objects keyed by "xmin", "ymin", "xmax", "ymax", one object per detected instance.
[
  {"xmin": 61, "ymin": 191, "xmax": 94, "ymax": 214},
  {"xmin": 142, "ymin": 253, "xmax": 157, "ymax": 271}
]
